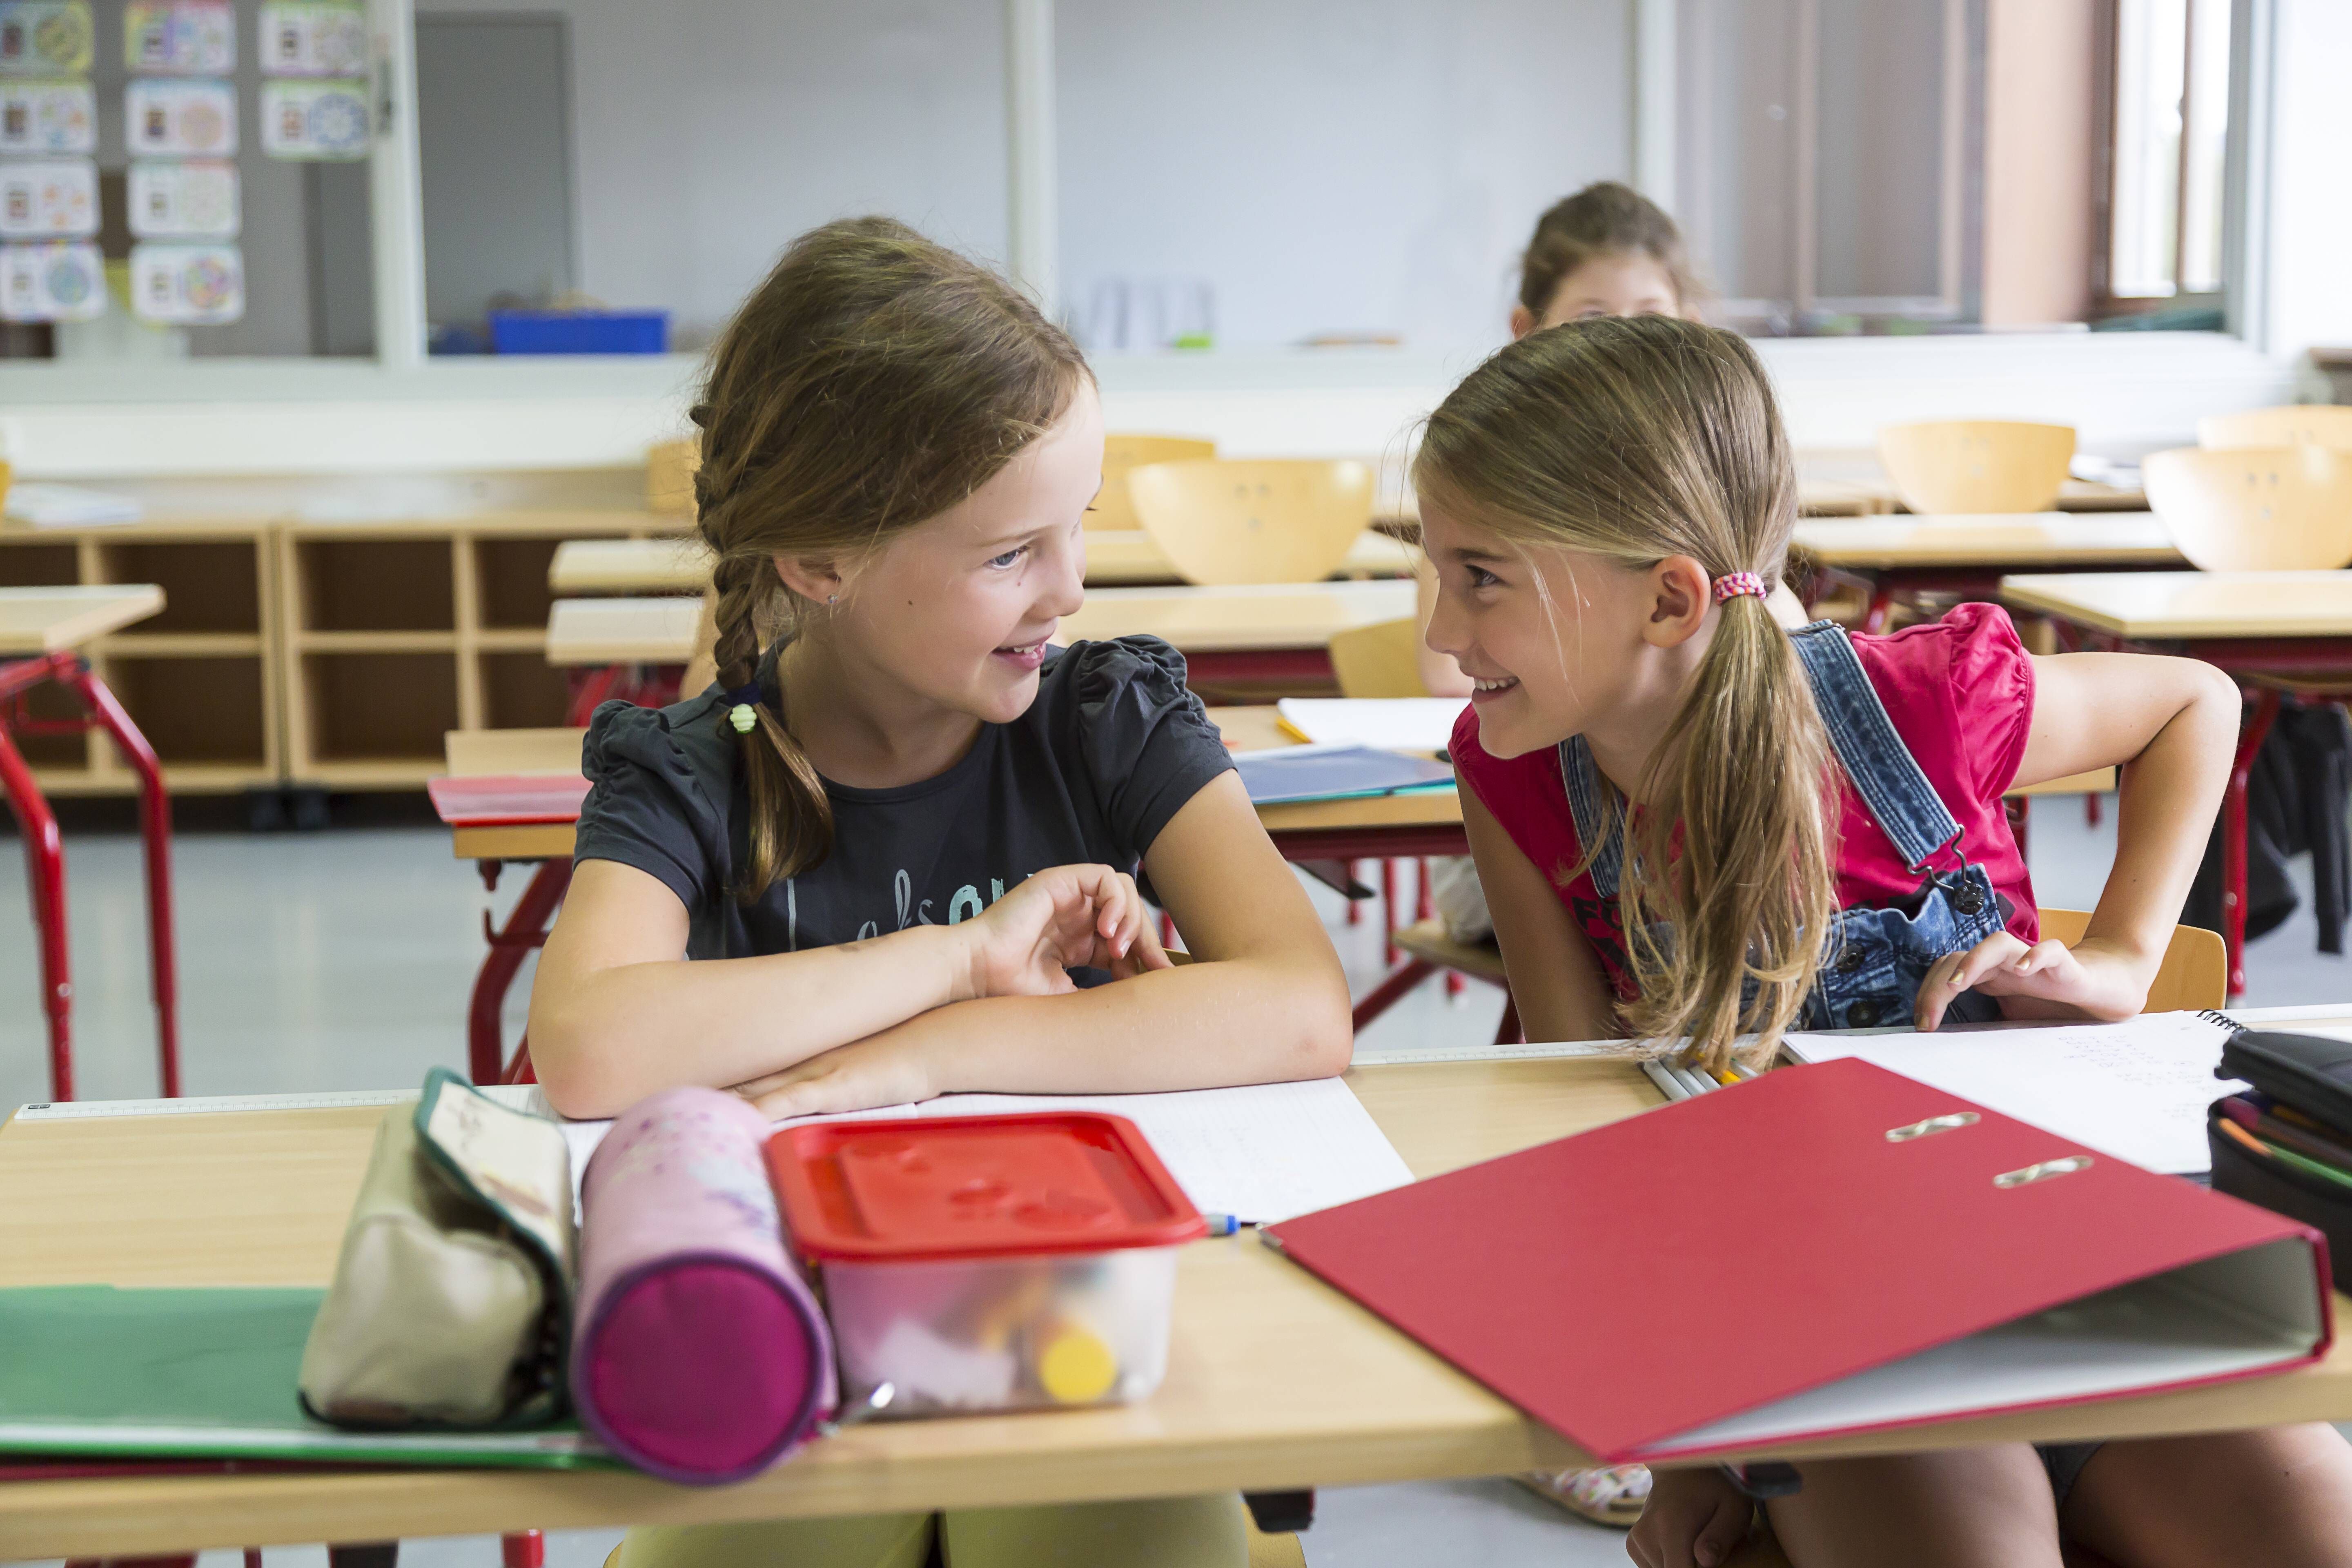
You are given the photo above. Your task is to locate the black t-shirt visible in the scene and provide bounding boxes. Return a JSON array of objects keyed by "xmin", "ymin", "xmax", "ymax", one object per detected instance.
[{"xmin": 572, "ymin": 636, "xmax": 1236, "ymax": 962}]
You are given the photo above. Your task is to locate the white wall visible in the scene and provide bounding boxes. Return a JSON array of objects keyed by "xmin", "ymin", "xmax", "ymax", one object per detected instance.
[
  {"xmin": 417, "ymin": 0, "xmax": 1011, "ymax": 342},
  {"xmin": 1056, "ymin": 0, "xmax": 1632, "ymax": 352},
  {"xmin": 2258, "ymin": 0, "xmax": 2352, "ymax": 362}
]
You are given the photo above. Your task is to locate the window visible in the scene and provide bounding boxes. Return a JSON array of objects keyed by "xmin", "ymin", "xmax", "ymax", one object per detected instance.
[{"xmin": 2100, "ymin": 0, "xmax": 2233, "ymax": 305}]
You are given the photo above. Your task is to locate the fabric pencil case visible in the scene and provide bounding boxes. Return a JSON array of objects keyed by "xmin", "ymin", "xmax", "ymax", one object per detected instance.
[
  {"xmin": 2209, "ymin": 1094, "xmax": 2352, "ymax": 1295},
  {"xmin": 2217, "ymin": 1031, "xmax": 2352, "ymax": 1136},
  {"xmin": 299, "ymin": 1069, "xmax": 577, "ymax": 1428}
]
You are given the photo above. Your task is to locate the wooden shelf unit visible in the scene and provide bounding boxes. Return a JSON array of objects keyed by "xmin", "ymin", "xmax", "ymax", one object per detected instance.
[
  {"xmin": 3, "ymin": 470, "xmax": 693, "ymax": 795},
  {"xmin": 0, "ymin": 523, "xmax": 279, "ymax": 796},
  {"xmin": 278, "ymin": 514, "xmax": 688, "ymax": 790}
]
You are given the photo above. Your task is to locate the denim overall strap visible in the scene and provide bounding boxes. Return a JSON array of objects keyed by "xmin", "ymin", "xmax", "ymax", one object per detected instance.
[
  {"xmin": 1787, "ymin": 620, "xmax": 1963, "ymax": 875},
  {"xmin": 1555, "ymin": 735, "xmax": 1627, "ymax": 899}
]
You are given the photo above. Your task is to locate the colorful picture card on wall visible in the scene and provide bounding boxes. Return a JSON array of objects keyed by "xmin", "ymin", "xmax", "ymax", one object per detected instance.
[
  {"xmin": 259, "ymin": 76, "xmax": 367, "ymax": 158},
  {"xmin": 0, "ymin": 2, "xmax": 94, "ymax": 77},
  {"xmin": 125, "ymin": 76, "xmax": 235, "ymax": 155},
  {"xmin": 129, "ymin": 157, "xmax": 237, "ymax": 238},
  {"xmin": 125, "ymin": 0, "xmax": 233, "ymax": 74},
  {"xmin": 0, "ymin": 78, "xmax": 94, "ymax": 152},
  {"xmin": 130, "ymin": 239, "xmax": 241, "ymax": 323},
  {"xmin": 0, "ymin": 238, "xmax": 104, "ymax": 321},
  {"xmin": 259, "ymin": 1, "xmax": 363, "ymax": 77},
  {"xmin": 0, "ymin": 156, "xmax": 95, "ymax": 237}
]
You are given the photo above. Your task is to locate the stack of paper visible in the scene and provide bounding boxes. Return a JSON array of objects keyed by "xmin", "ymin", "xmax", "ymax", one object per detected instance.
[{"xmin": 1274, "ymin": 697, "xmax": 1468, "ymax": 755}]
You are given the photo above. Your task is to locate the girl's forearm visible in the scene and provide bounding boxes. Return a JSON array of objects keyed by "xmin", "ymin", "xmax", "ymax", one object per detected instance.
[
  {"xmin": 532, "ymin": 923, "xmax": 973, "ymax": 1116},
  {"xmin": 2086, "ymin": 666, "xmax": 2239, "ymax": 966},
  {"xmin": 869, "ymin": 956, "xmax": 1353, "ymax": 1098}
]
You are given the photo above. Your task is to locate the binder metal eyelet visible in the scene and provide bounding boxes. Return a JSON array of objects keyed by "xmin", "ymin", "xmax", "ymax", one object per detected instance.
[
  {"xmin": 1886, "ymin": 1111, "xmax": 1978, "ymax": 1143},
  {"xmin": 1993, "ymin": 1155, "xmax": 2093, "ymax": 1189}
]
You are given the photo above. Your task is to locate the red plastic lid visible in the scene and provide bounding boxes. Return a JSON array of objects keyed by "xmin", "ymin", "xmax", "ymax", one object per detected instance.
[{"xmin": 765, "ymin": 1112, "xmax": 1207, "ymax": 1263}]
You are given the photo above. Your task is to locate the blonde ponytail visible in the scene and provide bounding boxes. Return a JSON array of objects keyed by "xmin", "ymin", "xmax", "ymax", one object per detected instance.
[{"xmin": 1417, "ymin": 314, "xmax": 1835, "ymax": 1070}]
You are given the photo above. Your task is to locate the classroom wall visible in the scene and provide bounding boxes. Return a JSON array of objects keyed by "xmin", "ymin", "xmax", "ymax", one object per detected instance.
[
  {"xmin": 414, "ymin": 0, "xmax": 1013, "ymax": 343},
  {"xmin": 1053, "ymin": 0, "xmax": 1633, "ymax": 352},
  {"xmin": 2261, "ymin": 0, "xmax": 2352, "ymax": 362},
  {"xmin": 1980, "ymin": 0, "xmax": 2096, "ymax": 327}
]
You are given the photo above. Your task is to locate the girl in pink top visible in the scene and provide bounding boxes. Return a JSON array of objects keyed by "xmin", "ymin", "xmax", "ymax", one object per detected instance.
[{"xmin": 1423, "ymin": 314, "xmax": 2352, "ymax": 1568}]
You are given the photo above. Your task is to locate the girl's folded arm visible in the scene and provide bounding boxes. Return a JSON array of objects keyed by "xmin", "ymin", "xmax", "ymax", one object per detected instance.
[
  {"xmin": 1461, "ymin": 787, "xmax": 1619, "ymax": 1045},
  {"xmin": 2011, "ymin": 650, "xmax": 2239, "ymax": 971},
  {"xmin": 738, "ymin": 772, "xmax": 1354, "ymax": 1117},
  {"xmin": 526, "ymin": 858, "xmax": 980, "ymax": 1118}
]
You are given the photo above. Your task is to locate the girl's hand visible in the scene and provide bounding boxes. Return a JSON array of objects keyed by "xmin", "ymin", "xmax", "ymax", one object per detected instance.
[
  {"xmin": 733, "ymin": 1030, "xmax": 937, "ymax": 1119},
  {"xmin": 1628, "ymin": 1467, "xmax": 1753, "ymax": 1568},
  {"xmin": 960, "ymin": 863, "xmax": 1172, "ymax": 998},
  {"xmin": 1914, "ymin": 932, "xmax": 2155, "ymax": 1032}
]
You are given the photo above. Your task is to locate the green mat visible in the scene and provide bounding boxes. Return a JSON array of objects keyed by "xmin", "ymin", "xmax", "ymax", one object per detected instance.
[{"xmin": 0, "ymin": 1286, "xmax": 610, "ymax": 1469}]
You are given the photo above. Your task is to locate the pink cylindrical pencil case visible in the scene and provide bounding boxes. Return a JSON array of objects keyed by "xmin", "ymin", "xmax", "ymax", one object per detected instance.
[{"xmin": 572, "ymin": 1087, "xmax": 836, "ymax": 1484}]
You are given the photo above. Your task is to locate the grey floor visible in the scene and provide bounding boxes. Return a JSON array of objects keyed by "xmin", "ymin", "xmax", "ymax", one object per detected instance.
[{"xmin": 1, "ymin": 793, "xmax": 2345, "ymax": 1568}]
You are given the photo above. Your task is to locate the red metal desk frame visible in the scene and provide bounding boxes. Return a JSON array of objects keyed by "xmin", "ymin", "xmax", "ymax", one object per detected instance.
[{"xmin": 0, "ymin": 650, "xmax": 180, "ymax": 1100}]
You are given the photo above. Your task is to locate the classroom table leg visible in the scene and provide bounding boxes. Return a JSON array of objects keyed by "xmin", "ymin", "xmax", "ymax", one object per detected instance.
[
  {"xmin": 2223, "ymin": 686, "xmax": 2284, "ymax": 1000},
  {"xmin": 1862, "ymin": 586, "xmax": 1895, "ymax": 635},
  {"xmin": 62, "ymin": 662, "xmax": 181, "ymax": 1099},
  {"xmin": 467, "ymin": 859, "xmax": 575, "ymax": 1085},
  {"xmin": 1381, "ymin": 858, "xmax": 1397, "ymax": 963},
  {"xmin": 0, "ymin": 718, "xmax": 73, "ymax": 1100}
]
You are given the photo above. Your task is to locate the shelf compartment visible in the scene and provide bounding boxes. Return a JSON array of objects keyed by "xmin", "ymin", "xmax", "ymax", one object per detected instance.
[
  {"xmin": 479, "ymin": 651, "xmax": 574, "ymax": 730},
  {"xmin": 300, "ymin": 652, "xmax": 459, "ymax": 766},
  {"xmin": 98, "ymin": 540, "xmax": 263, "ymax": 634},
  {"xmin": 0, "ymin": 542, "xmax": 82, "ymax": 588},
  {"xmin": 295, "ymin": 539, "xmax": 454, "ymax": 633},
  {"xmin": 475, "ymin": 537, "xmax": 564, "ymax": 631},
  {"xmin": 102, "ymin": 656, "xmax": 269, "ymax": 768},
  {"xmin": 2, "ymin": 679, "xmax": 92, "ymax": 768}
]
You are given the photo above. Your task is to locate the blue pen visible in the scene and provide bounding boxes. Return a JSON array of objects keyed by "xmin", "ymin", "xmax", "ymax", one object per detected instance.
[{"xmin": 1205, "ymin": 1213, "xmax": 1252, "ymax": 1237}]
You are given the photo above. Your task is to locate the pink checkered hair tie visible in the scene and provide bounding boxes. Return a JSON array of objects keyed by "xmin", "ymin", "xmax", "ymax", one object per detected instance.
[{"xmin": 1712, "ymin": 571, "xmax": 1768, "ymax": 604}]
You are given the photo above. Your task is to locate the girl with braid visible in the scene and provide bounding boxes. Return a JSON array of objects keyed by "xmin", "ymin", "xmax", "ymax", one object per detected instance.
[{"xmin": 530, "ymin": 217, "xmax": 1350, "ymax": 1568}]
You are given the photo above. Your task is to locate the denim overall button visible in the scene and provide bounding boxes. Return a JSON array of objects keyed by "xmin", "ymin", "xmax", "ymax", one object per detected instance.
[
  {"xmin": 1951, "ymin": 883, "xmax": 1985, "ymax": 915},
  {"xmin": 1848, "ymin": 1000, "xmax": 1882, "ymax": 1027},
  {"xmin": 1834, "ymin": 946, "xmax": 1866, "ymax": 976}
]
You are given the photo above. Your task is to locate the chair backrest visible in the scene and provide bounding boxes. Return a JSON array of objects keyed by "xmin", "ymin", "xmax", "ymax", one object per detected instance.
[
  {"xmin": 2035, "ymin": 907, "xmax": 2225, "ymax": 1013},
  {"xmin": 645, "ymin": 437, "xmax": 699, "ymax": 516},
  {"xmin": 1877, "ymin": 420, "xmax": 2076, "ymax": 514},
  {"xmin": 2142, "ymin": 443, "xmax": 2352, "ymax": 572},
  {"xmin": 2199, "ymin": 405, "xmax": 2352, "ymax": 452},
  {"xmin": 1128, "ymin": 458, "xmax": 1376, "ymax": 586},
  {"xmin": 1327, "ymin": 615, "xmax": 1428, "ymax": 698},
  {"xmin": 1094, "ymin": 434, "xmax": 1218, "ymax": 531}
]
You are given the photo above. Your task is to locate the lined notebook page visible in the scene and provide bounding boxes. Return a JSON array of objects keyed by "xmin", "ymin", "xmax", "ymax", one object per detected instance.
[
  {"xmin": 1785, "ymin": 1013, "xmax": 2243, "ymax": 1174},
  {"xmin": 537, "ymin": 1076, "xmax": 1414, "ymax": 1225}
]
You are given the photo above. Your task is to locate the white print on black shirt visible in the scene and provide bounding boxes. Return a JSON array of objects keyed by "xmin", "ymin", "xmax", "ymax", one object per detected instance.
[{"xmin": 834, "ymin": 872, "xmax": 1016, "ymax": 945}]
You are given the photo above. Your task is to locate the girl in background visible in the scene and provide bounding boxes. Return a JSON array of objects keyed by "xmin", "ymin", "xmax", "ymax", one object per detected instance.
[
  {"xmin": 532, "ymin": 217, "xmax": 1351, "ymax": 1568},
  {"xmin": 1425, "ymin": 312, "xmax": 2352, "ymax": 1568}
]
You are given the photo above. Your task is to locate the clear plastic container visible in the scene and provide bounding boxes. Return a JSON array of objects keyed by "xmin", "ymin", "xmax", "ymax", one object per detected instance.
[{"xmin": 765, "ymin": 1113, "xmax": 1205, "ymax": 1415}]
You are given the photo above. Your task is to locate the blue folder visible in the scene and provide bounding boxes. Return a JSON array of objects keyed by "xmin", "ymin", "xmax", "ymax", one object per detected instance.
[{"xmin": 1234, "ymin": 746, "xmax": 1456, "ymax": 806}]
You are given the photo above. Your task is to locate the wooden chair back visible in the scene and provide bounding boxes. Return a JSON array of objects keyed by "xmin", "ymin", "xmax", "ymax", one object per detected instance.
[
  {"xmin": 1094, "ymin": 434, "xmax": 1218, "ymax": 531},
  {"xmin": 2199, "ymin": 405, "xmax": 2352, "ymax": 452},
  {"xmin": 645, "ymin": 438, "xmax": 699, "ymax": 516},
  {"xmin": 2142, "ymin": 444, "xmax": 2352, "ymax": 571},
  {"xmin": 1327, "ymin": 615, "xmax": 1428, "ymax": 698},
  {"xmin": 1128, "ymin": 458, "xmax": 1376, "ymax": 586},
  {"xmin": 1877, "ymin": 420, "xmax": 2076, "ymax": 514},
  {"xmin": 2036, "ymin": 907, "xmax": 2225, "ymax": 1013}
]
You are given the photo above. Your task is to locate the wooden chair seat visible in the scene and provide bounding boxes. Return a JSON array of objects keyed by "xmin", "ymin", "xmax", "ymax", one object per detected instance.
[
  {"xmin": 1878, "ymin": 420, "xmax": 2076, "ymax": 514},
  {"xmin": 2143, "ymin": 444, "xmax": 2352, "ymax": 572},
  {"xmin": 1096, "ymin": 434, "xmax": 1218, "ymax": 531},
  {"xmin": 1392, "ymin": 917, "xmax": 1507, "ymax": 984},
  {"xmin": 1130, "ymin": 458, "xmax": 1375, "ymax": 586}
]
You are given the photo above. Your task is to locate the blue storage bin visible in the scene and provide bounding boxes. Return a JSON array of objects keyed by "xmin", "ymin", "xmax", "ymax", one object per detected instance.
[{"xmin": 488, "ymin": 310, "xmax": 670, "ymax": 355}]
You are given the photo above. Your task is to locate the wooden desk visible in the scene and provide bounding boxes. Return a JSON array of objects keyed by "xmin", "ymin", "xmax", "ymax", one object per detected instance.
[
  {"xmin": 1083, "ymin": 530, "xmax": 1419, "ymax": 587},
  {"xmin": 1795, "ymin": 514, "xmax": 2181, "ymax": 634},
  {"xmin": 1060, "ymin": 581, "xmax": 1415, "ymax": 692},
  {"xmin": 13, "ymin": 1002, "xmax": 2352, "ymax": 1555},
  {"xmin": 0, "ymin": 585, "xmax": 167, "ymax": 654},
  {"xmin": 548, "ymin": 537, "xmax": 712, "ymax": 596},
  {"xmin": 2001, "ymin": 570, "xmax": 2352, "ymax": 996},
  {"xmin": 544, "ymin": 597, "xmax": 704, "ymax": 667}
]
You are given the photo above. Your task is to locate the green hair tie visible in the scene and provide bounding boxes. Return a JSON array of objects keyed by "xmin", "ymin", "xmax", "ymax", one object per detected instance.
[{"xmin": 728, "ymin": 703, "xmax": 757, "ymax": 735}]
